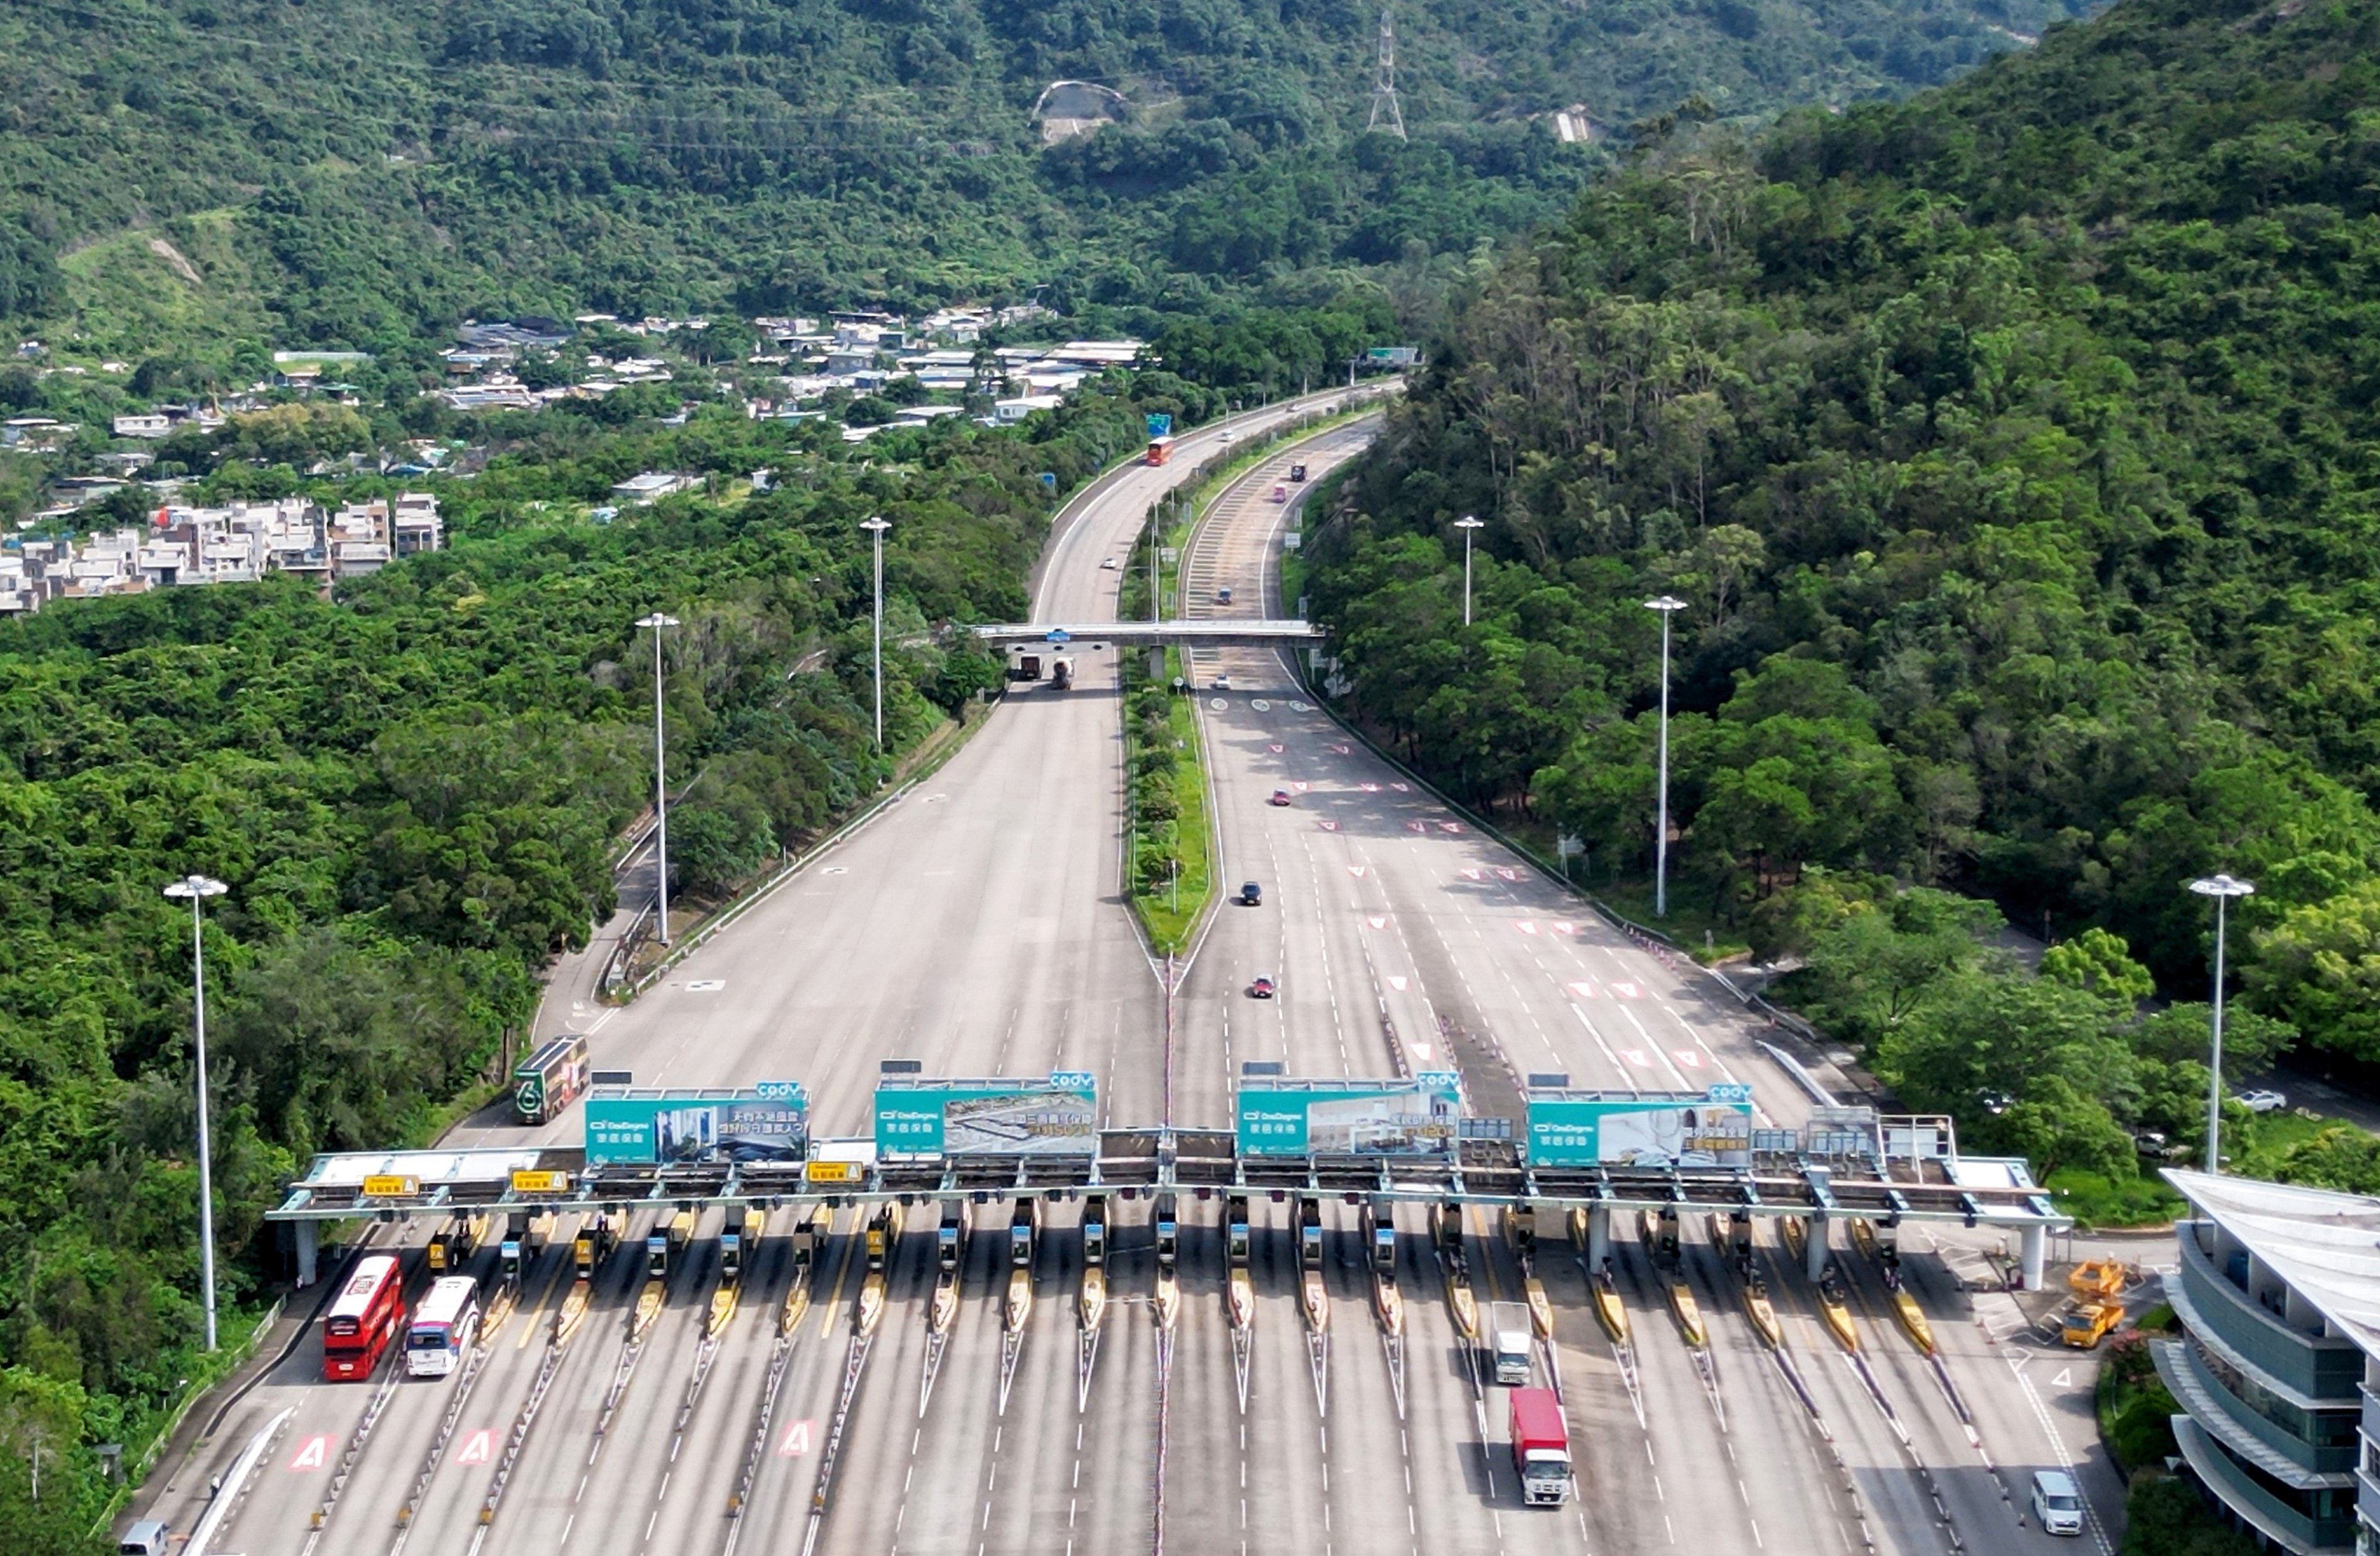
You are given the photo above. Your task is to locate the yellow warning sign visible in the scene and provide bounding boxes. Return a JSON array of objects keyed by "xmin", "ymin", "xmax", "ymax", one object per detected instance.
[
  {"xmin": 361, "ymin": 1174, "xmax": 420, "ymax": 1198},
  {"xmin": 510, "ymin": 1170, "xmax": 572, "ymax": 1194},
  {"xmin": 806, "ymin": 1160, "xmax": 862, "ymax": 1184}
]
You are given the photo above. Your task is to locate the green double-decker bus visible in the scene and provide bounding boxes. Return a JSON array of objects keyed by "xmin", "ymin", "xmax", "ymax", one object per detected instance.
[{"xmin": 514, "ymin": 1033, "xmax": 590, "ymax": 1125}]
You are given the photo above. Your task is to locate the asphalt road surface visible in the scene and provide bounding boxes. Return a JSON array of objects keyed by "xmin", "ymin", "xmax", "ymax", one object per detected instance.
[{"xmin": 143, "ymin": 397, "xmax": 2124, "ymax": 1556}]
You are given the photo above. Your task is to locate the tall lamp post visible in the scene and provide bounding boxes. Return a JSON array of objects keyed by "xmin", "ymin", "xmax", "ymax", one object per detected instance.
[
  {"xmin": 862, "ymin": 516, "xmax": 891, "ymax": 751},
  {"xmin": 2189, "ymin": 873, "xmax": 2256, "ymax": 1173},
  {"xmin": 1643, "ymin": 596, "xmax": 1688, "ymax": 919},
  {"xmin": 634, "ymin": 613, "xmax": 680, "ymax": 945},
  {"xmin": 1454, "ymin": 515, "xmax": 1484, "ymax": 626},
  {"xmin": 163, "ymin": 874, "xmax": 228, "ymax": 1351}
]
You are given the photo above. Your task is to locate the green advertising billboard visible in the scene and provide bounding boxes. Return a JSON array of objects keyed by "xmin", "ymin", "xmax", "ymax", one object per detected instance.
[
  {"xmin": 1236, "ymin": 1073, "xmax": 1463, "ymax": 1157},
  {"xmin": 1524, "ymin": 1085, "xmax": 1753, "ymax": 1168},
  {"xmin": 874, "ymin": 1072, "xmax": 1098, "ymax": 1157},
  {"xmin": 584, "ymin": 1084, "xmax": 809, "ymax": 1166}
]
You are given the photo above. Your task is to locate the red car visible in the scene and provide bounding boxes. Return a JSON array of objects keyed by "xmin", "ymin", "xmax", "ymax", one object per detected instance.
[
  {"xmin": 1250, "ymin": 976, "xmax": 1275, "ymax": 999},
  {"xmin": 1269, "ymin": 789, "xmax": 1293, "ymax": 806}
]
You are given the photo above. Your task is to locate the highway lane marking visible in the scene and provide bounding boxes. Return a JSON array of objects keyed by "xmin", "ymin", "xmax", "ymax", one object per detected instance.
[
  {"xmin": 454, "ymin": 1428, "xmax": 492, "ymax": 1465},
  {"xmin": 288, "ymin": 1433, "xmax": 332, "ymax": 1471}
]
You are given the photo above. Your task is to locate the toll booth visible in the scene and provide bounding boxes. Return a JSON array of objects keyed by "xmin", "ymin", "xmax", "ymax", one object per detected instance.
[
  {"xmin": 575, "ymin": 1215, "xmax": 616, "ymax": 1279},
  {"xmin": 1728, "ymin": 1211, "xmax": 1753, "ymax": 1270},
  {"xmin": 1226, "ymin": 1195, "xmax": 1251, "ymax": 1267},
  {"xmin": 1436, "ymin": 1200, "xmax": 1465, "ymax": 1260},
  {"xmin": 865, "ymin": 1203, "xmax": 902, "ymax": 1273},
  {"xmin": 1298, "ymin": 1197, "xmax": 1325, "ymax": 1274},
  {"xmin": 1654, "ymin": 1207, "xmax": 1680, "ymax": 1261},
  {"xmin": 427, "ymin": 1213, "xmax": 478, "ymax": 1272},
  {"xmin": 500, "ymin": 1234, "xmax": 524, "ymax": 1283},
  {"xmin": 666, "ymin": 1208, "xmax": 697, "ymax": 1252},
  {"xmin": 1367, "ymin": 1198, "xmax": 1397, "ymax": 1275},
  {"xmin": 791, "ymin": 1206, "xmax": 824, "ymax": 1279},
  {"xmin": 1505, "ymin": 1203, "xmax": 1537, "ymax": 1266},
  {"xmin": 1877, "ymin": 1216, "xmax": 1902, "ymax": 1287},
  {"xmin": 938, "ymin": 1201, "xmax": 968, "ymax": 1274},
  {"xmin": 1154, "ymin": 1193, "xmax": 1179, "ymax": 1272},
  {"xmin": 721, "ymin": 1207, "xmax": 763, "ymax": 1281},
  {"xmin": 1082, "ymin": 1198, "xmax": 1107, "ymax": 1268},
  {"xmin": 646, "ymin": 1229, "xmax": 671, "ymax": 1279},
  {"xmin": 1009, "ymin": 1198, "xmax": 1040, "ymax": 1268}
]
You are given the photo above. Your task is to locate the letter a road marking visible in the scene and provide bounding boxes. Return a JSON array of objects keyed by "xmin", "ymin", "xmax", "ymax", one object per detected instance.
[
  {"xmin": 779, "ymin": 1419, "xmax": 814, "ymax": 1457},
  {"xmin": 454, "ymin": 1428, "xmax": 493, "ymax": 1467},
  {"xmin": 289, "ymin": 1434, "xmax": 333, "ymax": 1471}
]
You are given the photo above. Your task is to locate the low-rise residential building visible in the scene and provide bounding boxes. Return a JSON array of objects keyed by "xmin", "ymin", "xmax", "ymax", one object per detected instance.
[
  {"xmin": 993, "ymin": 394, "xmax": 1064, "ymax": 424},
  {"xmin": 0, "ymin": 493, "xmax": 442, "ymax": 615},
  {"xmin": 612, "ymin": 471, "xmax": 693, "ymax": 503},
  {"xmin": 112, "ymin": 414, "xmax": 174, "ymax": 439},
  {"xmin": 2159, "ymin": 1170, "xmax": 2379, "ymax": 1554}
]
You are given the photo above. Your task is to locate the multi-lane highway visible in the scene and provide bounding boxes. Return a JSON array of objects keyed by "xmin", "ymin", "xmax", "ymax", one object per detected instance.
[{"xmin": 142, "ymin": 399, "xmax": 2124, "ymax": 1556}]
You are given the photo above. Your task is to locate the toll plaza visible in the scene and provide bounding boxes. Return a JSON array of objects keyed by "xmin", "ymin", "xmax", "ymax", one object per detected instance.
[{"xmin": 265, "ymin": 1103, "xmax": 2066, "ymax": 1288}]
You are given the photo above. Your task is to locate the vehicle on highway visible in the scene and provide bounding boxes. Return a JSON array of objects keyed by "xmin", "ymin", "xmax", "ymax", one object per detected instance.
[
  {"xmin": 1269, "ymin": 788, "xmax": 1292, "ymax": 806},
  {"xmin": 513, "ymin": 1031, "xmax": 590, "ymax": 1124},
  {"xmin": 1240, "ymin": 881, "xmax": 1262, "ymax": 906},
  {"xmin": 1213, "ymin": 673, "xmax": 1231, "ymax": 691},
  {"xmin": 1050, "ymin": 655, "xmax": 1075, "ymax": 691},
  {"xmin": 1216, "ymin": 585, "xmax": 1233, "ymax": 604},
  {"xmin": 1290, "ymin": 463, "xmax": 1308, "ymax": 482},
  {"xmin": 1101, "ymin": 557, "xmax": 1118, "ymax": 569},
  {"xmin": 406, "ymin": 1274, "xmax": 482, "ymax": 1378},
  {"xmin": 1250, "ymin": 976, "xmax": 1275, "ymax": 999},
  {"xmin": 2235, "ymin": 1088, "xmax": 2287, "ymax": 1113},
  {"xmin": 118, "ymin": 1520, "xmax": 170, "ymax": 1556},
  {"xmin": 1488, "ymin": 1300, "xmax": 1533, "ymax": 1385},
  {"xmin": 2030, "ymin": 1469, "xmax": 2084, "ymax": 1536},
  {"xmin": 1010, "ymin": 651, "xmax": 1043, "ymax": 683},
  {"xmin": 1509, "ymin": 1387, "xmax": 1574, "ymax": 1506},
  {"xmin": 324, "ymin": 1253, "xmax": 405, "ymax": 1381},
  {"xmin": 1270, "ymin": 483, "xmax": 1288, "ymax": 501},
  {"xmin": 1147, "ymin": 435, "xmax": 1175, "ymax": 467}
]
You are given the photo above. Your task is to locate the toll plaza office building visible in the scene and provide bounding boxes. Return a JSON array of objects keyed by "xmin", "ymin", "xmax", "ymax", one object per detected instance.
[{"xmin": 2160, "ymin": 1170, "xmax": 2380, "ymax": 1554}]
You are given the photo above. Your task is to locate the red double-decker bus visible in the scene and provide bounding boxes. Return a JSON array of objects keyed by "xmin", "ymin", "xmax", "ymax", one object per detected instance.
[{"xmin": 323, "ymin": 1254, "xmax": 405, "ymax": 1381}]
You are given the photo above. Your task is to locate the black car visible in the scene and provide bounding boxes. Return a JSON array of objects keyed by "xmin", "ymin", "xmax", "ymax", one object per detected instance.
[{"xmin": 1241, "ymin": 881, "xmax": 1262, "ymax": 906}]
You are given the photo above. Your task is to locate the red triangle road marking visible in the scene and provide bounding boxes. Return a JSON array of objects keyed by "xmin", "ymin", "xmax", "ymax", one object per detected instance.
[
  {"xmin": 454, "ymin": 1428, "xmax": 493, "ymax": 1467},
  {"xmin": 1673, "ymin": 1049, "xmax": 1703, "ymax": 1068},
  {"xmin": 778, "ymin": 1418, "xmax": 814, "ymax": 1457},
  {"xmin": 288, "ymin": 1434, "xmax": 333, "ymax": 1472},
  {"xmin": 1568, "ymin": 982, "xmax": 1595, "ymax": 999},
  {"xmin": 1368, "ymin": 916, "xmax": 1386, "ymax": 928}
]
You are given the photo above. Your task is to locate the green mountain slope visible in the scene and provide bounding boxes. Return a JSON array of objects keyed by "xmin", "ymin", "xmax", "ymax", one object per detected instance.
[
  {"xmin": 1, "ymin": 0, "xmax": 2091, "ymax": 354},
  {"xmin": 1308, "ymin": 0, "xmax": 2380, "ymax": 1151}
]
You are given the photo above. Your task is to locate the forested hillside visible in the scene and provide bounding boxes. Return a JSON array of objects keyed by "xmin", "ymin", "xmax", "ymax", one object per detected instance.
[
  {"xmin": 0, "ymin": 374, "xmax": 1214, "ymax": 1551},
  {"xmin": 1308, "ymin": 0, "xmax": 2380, "ymax": 1188},
  {"xmin": 0, "ymin": 0, "xmax": 2089, "ymax": 354}
]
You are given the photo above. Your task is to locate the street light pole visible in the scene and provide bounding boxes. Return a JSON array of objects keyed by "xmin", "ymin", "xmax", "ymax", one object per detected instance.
[
  {"xmin": 633, "ymin": 613, "xmax": 680, "ymax": 945},
  {"xmin": 163, "ymin": 874, "xmax": 228, "ymax": 1351},
  {"xmin": 862, "ymin": 517, "xmax": 892, "ymax": 751},
  {"xmin": 1644, "ymin": 597, "xmax": 1688, "ymax": 919},
  {"xmin": 2189, "ymin": 873, "xmax": 2256, "ymax": 1174},
  {"xmin": 1454, "ymin": 516, "xmax": 1483, "ymax": 626}
]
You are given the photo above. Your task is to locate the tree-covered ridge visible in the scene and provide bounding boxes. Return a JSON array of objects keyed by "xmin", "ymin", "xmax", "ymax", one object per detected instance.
[
  {"xmin": 0, "ymin": 0, "xmax": 2089, "ymax": 354},
  {"xmin": 1306, "ymin": 0, "xmax": 2380, "ymax": 1153},
  {"xmin": 0, "ymin": 375, "xmax": 1207, "ymax": 1551}
]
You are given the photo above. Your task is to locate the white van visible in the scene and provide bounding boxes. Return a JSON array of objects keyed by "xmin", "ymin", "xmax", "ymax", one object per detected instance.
[
  {"xmin": 2030, "ymin": 1469, "xmax": 2084, "ymax": 1536},
  {"xmin": 119, "ymin": 1519, "xmax": 170, "ymax": 1556}
]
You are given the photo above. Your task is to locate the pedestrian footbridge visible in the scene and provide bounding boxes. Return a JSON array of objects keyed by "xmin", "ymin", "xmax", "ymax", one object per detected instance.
[{"xmin": 970, "ymin": 620, "xmax": 1325, "ymax": 650}]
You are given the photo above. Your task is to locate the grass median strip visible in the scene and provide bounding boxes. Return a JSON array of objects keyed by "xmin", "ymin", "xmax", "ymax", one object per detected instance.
[{"xmin": 1123, "ymin": 646, "xmax": 1214, "ymax": 953}]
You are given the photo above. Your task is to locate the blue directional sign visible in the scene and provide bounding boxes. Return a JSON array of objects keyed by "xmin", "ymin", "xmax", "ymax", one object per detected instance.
[
  {"xmin": 874, "ymin": 1074, "xmax": 1098, "ymax": 1157},
  {"xmin": 1236, "ymin": 1074, "xmax": 1462, "ymax": 1158},
  {"xmin": 1144, "ymin": 413, "xmax": 1173, "ymax": 438},
  {"xmin": 1524, "ymin": 1087, "xmax": 1752, "ymax": 1168}
]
